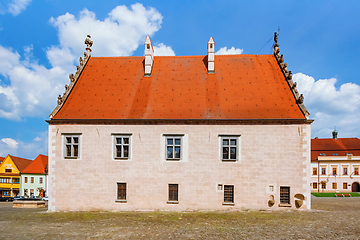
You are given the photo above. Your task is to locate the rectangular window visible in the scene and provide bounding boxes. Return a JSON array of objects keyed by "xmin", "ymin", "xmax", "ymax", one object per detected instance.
[
  {"xmin": 30, "ymin": 189, "xmax": 34, "ymax": 196},
  {"xmin": 5, "ymin": 169, "xmax": 12, "ymax": 173},
  {"xmin": 332, "ymin": 167, "xmax": 337, "ymax": 176},
  {"xmin": 354, "ymin": 167, "xmax": 359, "ymax": 175},
  {"xmin": 63, "ymin": 134, "xmax": 81, "ymax": 158},
  {"xmin": 117, "ymin": 183, "xmax": 126, "ymax": 201},
  {"xmin": 343, "ymin": 182, "xmax": 348, "ymax": 189},
  {"xmin": 312, "ymin": 168, "xmax": 317, "ymax": 175},
  {"xmin": 321, "ymin": 167, "xmax": 326, "ymax": 175},
  {"xmin": 166, "ymin": 137, "xmax": 182, "ymax": 160},
  {"xmin": 332, "ymin": 182, "xmax": 337, "ymax": 189},
  {"xmin": 114, "ymin": 135, "xmax": 131, "ymax": 159},
  {"xmin": 313, "ymin": 182, "xmax": 318, "ymax": 189},
  {"xmin": 24, "ymin": 177, "xmax": 28, "ymax": 183},
  {"xmin": 280, "ymin": 186, "xmax": 290, "ymax": 204},
  {"xmin": 221, "ymin": 136, "xmax": 240, "ymax": 161},
  {"xmin": 321, "ymin": 182, "xmax": 326, "ymax": 189},
  {"xmin": 12, "ymin": 178, "xmax": 19, "ymax": 184},
  {"xmin": 168, "ymin": 184, "xmax": 178, "ymax": 202},
  {"xmin": 39, "ymin": 178, "xmax": 43, "ymax": 184},
  {"xmin": 24, "ymin": 189, "xmax": 28, "ymax": 196},
  {"xmin": 0, "ymin": 178, "xmax": 11, "ymax": 183},
  {"xmin": 31, "ymin": 177, "xmax": 34, "ymax": 183},
  {"xmin": 224, "ymin": 185, "xmax": 234, "ymax": 203},
  {"xmin": 343, "ymin": 167, "xmax": 348, "ymax": 175}
]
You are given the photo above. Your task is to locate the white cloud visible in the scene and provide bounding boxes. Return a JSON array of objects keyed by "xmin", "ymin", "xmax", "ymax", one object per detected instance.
[
  {"xmin": 0, "ymin": 4, "xmax": 165, "ymax": 120},
  {"xmin": 49, "ymin": 4, "xmax": 163, "ymax": 57},
  {"xmin": 153, "ymin": 43, "xmax": 175, "ymax": 56},
  {"xmin": 294, "ymin": 72, "xmax": 360, "ymax": 138},
  {"xmin": 1, "ymin": 138, "xmax": 18, "ymax": 149},
  {"xmin": 216, "ymin": 47, "xmax": 243, "ymax": 55},
  {"xmin": 0, "ymin": 0, "xmax": 32, "ymax": 16},
  {"xmin": 0, "ymin": 132, "xmax": 47, "ymax": 159}
]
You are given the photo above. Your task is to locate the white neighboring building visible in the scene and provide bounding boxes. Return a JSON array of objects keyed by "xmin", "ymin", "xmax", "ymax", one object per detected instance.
[
  {"xmin": 47, "ymin": 34, "xmax": 312, "ymax": 211},
  {"xmin": 20, "ymin": 154, "xmax": 48, "ymax": 197}
]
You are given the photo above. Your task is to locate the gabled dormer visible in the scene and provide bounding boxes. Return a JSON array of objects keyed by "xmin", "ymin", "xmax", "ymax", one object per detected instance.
[{"xmin": 144, "ymin": 35, "xmax": 154, "ymax": 76}]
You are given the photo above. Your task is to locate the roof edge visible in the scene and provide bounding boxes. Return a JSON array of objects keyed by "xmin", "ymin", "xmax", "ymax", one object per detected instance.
[{"xmin": 47, "ymin": 118, "xmax": 314, "ymax": 125}]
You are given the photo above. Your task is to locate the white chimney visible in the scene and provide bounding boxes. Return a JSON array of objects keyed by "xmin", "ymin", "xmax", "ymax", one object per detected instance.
[
  {"xmin": 144, "ymin": 35, "xmax": 154, "ymax": 76},
  {"xmin": 207, "ymin": 37, "xmax": 215, "ymax": 73}
]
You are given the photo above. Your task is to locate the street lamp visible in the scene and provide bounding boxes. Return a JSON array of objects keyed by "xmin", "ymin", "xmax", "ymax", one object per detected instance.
[{"xmin": 44, "ymin": 165, "xmax": 48, "ymax": 197}]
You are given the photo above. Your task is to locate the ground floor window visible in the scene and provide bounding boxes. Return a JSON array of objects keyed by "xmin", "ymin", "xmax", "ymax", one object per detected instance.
[
  {"xmin": 24, "ymin": 189, "xmax": 28, "ymax": 196},
  {"xmin": 343, "ymin": 182, "xmax": 348, "ymax": 189},
  {"xmin": 313, "ymin": 182, "xmax": 318, "ymax": 189},
  {"xmin": 321, "ymin": 182, "xmax": 326, "ymax": 189},
  {"xmin": 117, "ymin": 183, "xmax": 126, "ymax": 201},
  {"xmin": 332, "ymin": 183, "xmax": 337, "ymax": 189},
  {"xmin": 168, "ymin": 184, "xmax": 178, "ymax": 202},
  {"xmin": 30, "ymin": 189, "xmax": 34, "ymax": 196},
  {"xmin": 224, "ymin": 185, "xmax": 234, "ymax": 203},
  {"xmin": 280, "ymin": 186, "xmax": 290, "ymax": 204}
]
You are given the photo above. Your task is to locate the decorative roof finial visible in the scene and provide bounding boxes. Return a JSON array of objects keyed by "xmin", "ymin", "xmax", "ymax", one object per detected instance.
[
  {"xmin": 274, "ymin": 32, "xmax": 279, "ymax": 48},
  {"xmin": 85, "ymin": 35, "xmax": 93, "ymax": 56},
  {"xmin": 332, "ymin": 127, "xmax": 338, "ymax": 140}
]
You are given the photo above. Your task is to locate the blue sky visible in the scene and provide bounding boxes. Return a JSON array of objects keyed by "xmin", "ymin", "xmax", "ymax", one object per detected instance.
[{"xmin": 1, "ymin": 0, "xmax": 360, "ymax": 159}]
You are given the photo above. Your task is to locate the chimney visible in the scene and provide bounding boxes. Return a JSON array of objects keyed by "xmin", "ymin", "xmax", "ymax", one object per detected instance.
[
  {"xmin": 207, "ymin": 37, "xmax": 215, "ymax": 73},
  {"xmin": 332, "ymin": 128, "xmax": 338, "ymax": 140},
  {"xmin": 144, "ymin": 35, "xmax": 154, "ymax": 76}
]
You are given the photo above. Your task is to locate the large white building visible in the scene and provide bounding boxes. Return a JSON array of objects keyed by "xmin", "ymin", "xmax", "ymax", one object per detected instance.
[{"xmin": 47, "ymin": 34, "xmax": 312, "ymax": 211}]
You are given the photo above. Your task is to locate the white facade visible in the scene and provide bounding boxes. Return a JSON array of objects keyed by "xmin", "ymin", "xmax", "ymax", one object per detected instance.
[
  {"xmin": 48, "ymin": 123, "xmax": 311, "ymax": 211},
  {"xmin": 20, "ymin": 173, "xmax": 46, "ymax": 197}
]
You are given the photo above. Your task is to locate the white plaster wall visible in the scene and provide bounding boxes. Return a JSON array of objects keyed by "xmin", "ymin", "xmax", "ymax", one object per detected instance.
[{"xmin": 48, "ymin": 123, "xmax": 311, "ymax": 211}]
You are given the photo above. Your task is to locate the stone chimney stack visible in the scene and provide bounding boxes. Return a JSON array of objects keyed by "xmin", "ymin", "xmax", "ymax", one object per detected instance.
[
  {"xmin": 144, "ymin": 35, "xmax": 154, "ymax": 76},
  {"xmin": 207, "ymin": 37, "xmax": 215, "ymax": 73}
]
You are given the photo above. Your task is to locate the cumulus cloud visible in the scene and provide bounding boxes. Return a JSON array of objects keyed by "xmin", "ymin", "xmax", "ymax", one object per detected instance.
[
  {"xmin": 294, "ymin": 72, "xmax": 360, "ymax": 138},
  {"xmin": 1, "ymin": 138, "xmax": 18, "ymax": 149},
  {"xmin": 0, "ymin": 132, "xmax": 47, "ymax": 159},
  {"xmin": 49, "ymin": 4, "xmax": 163, "ymax": 57},
  {"xmin": 0, "ymin": 0, "xmax": 32, "ymax": 16},
  {"xmin": 216, "ymin": 47, "xmax": 243, "ymax": 55},
  {"xmin": 0, "ymin": 4, "xmax": 165, "ymax": 120},
  {"xmin": 153, "ymin": 43, "xmax": 175, "ymax": 56}
]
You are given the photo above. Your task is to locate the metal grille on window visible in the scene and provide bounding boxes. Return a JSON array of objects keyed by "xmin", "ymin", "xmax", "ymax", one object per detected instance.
[
  {"xmin": 224, "ymin": 185, "xmax": 234, "ymax": 203},
  {"xmin": 166, "ymin": 137, "xmax": 181, "ymax": 159},
  {"xmin": 117, "ymin": 183, "xmax": 126, "ymax": 200},
  {"xmin": 115, "ymin": 137, "xmax": 130, "ymax": 158},
  {"xmin": 65, "ymin": 136, "xmax": 79, "ymax": 158},
  {"xmin": 222, "ymin": 138, "xmax": 237, "ymax": 160},
  {"xmin": 169, "ymin": 184, "xmax": 178, "ymax": 201},
  {"xmin": 280, "ymin": 186, "xmax": 290, "ymax": 204}
]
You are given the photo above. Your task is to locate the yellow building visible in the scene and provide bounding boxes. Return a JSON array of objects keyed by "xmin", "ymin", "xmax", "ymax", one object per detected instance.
[{"xmin": 0, "ymin": 155, "xmax": 32, "ymax": 198}]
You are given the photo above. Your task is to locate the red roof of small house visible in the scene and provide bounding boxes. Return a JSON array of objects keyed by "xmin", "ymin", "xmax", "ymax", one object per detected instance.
[
  {"xmin": 22, "ymin": 154, "xmax": 48, "ymax": 174},
  {"xmin": 0, "ymin": 157, "xmax": 4, "ymax": 164},
  {"xmin": 52, "ymin": 55, "xmax": 307, "ymax": 120},
  {"xmin": 311, "ymin": 138, "xmax": 360, "ymax": 161},
  {"xmin": 9, "ymin": 155, "xmax": 33, "ymax": 172}
]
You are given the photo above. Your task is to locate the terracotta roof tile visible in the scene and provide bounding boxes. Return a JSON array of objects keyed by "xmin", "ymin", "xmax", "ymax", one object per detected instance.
[
  {"xmin": 9, "ymin": 155, "xmax": 32, "ymax": 172},
  {"xmin": 311, "ymin": 138, "xmax": 360, "ymax": 161},
  {"xmin": 22, "ymin": 154, "xmax": 48, "ymax": 174},
  {"xmin": 53, "ymin": 55, "xmax": 306, "ymax": 120}
]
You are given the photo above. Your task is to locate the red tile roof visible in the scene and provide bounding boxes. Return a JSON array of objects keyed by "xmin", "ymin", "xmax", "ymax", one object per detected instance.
[
  {"xmin": 52, "ymin": 55, "xmax": 306, "ymax": 120},
  {"xmin": 22, "ymin": 154, "xmax": 48, "ymax": 174},
  {"xmin": 311, "ymin": 138, "xmax": 360, "ymax": 161},
  {"xmin": 0, "ymin": 157, "xmax": 4, "ymax": 164},
  {"xmin": 9, "ymin": 155, "xmax": 32, "ymax": 172}
]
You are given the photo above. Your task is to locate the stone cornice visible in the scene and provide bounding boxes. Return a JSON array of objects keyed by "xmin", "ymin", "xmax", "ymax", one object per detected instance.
[{"xmin": 47, "ymin": 118, "xmax": 314, "ymax": 125}]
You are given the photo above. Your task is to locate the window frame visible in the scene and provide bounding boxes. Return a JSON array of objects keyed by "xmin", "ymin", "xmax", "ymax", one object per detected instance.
[
  {"xmin": 116, "ymin": 182, "xmax": 127, "ymax": 202},
  {"xmin": 223, "ymin": 185, "xmax": 235, "ymax": 204},
  {"xmin": 321, "ymin": 167, "xmax": 326, "ymax": 175},
  {"xmin": 164, "ymin": 134, "xmax": 184, "ymax": 161},
  {"xmin": 312, "ymin": 167, "xmax": 317, "ymax": 176},
  {"xmin": 24, "ymin": 177, "xmax": 28, "ymax": 183},
  {"xmin": 168, "ymin": 184, "xmax": 179, "ymax": 203},
  {"xmin": 343, "ymin": 182, "xmax": 348, "ymax": 189},
  {"xmin": 332, "ymin": 182, "xmax": 337, "ymax": 189},
  {"xmin": 63, "ymin": 134, "xmax": 81, "ymax": 159},
  {"xmin": 313, "ymin": 182, "xmax": 318, "ymax": 189},
  {"xmin": 219, "ymin": 135, "xmax": 241, "ymax": 162},
  {"xmin": 112, "ymin": 134, "xmax": 132, "ymax": 160},
  {"xmin": 31, "ymin": 177, "xmax": 34, "ymax": 183},
  {"xmin": 343, "ymin": 166, "xmax": 348, "ymax": 175}
]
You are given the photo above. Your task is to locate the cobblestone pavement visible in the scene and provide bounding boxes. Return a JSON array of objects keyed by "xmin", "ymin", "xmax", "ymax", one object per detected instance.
[{"xmin": 0, "ymin": 197, "xmax": 360, "ymax": 239}]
